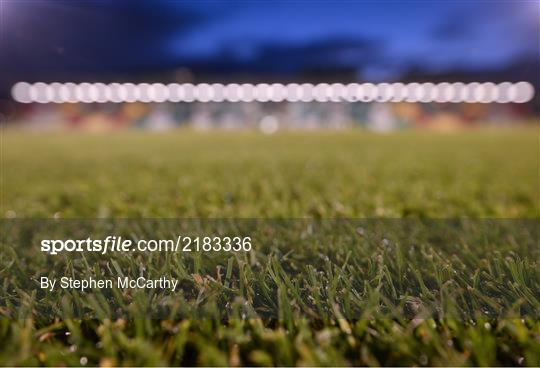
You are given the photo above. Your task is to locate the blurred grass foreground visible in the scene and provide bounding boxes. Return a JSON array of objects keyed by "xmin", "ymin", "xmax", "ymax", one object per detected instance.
[{"xmin": 3, "ymin": 129, "xmax": 538, "ymax": 218}]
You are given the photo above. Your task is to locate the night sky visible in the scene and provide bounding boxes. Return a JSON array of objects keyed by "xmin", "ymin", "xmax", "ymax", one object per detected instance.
[{"xmin": 0, "ymin": 0, "xmax": 538, "ymax": 94}]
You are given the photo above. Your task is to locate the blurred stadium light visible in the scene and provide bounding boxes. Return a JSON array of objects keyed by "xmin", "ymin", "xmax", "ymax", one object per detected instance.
[{"xmin": 11, "ymin": 81, "xmax": 535, "ymax": 104}]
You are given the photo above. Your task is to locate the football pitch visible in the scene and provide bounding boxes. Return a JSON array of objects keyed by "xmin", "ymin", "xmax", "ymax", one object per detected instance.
[{"xmin": 1, "ymin": 129, "xmax": 539, "ymax": 366}]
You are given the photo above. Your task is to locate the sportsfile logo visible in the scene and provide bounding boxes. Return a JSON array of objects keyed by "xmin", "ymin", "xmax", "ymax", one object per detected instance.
[{"xmin": 40, "ymin": 236, "xmax": 133, "ymax": 255}]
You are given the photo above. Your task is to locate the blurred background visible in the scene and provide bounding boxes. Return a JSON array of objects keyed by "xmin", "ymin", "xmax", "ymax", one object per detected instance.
[{"xmin": 0, "ymin": 0, "xmax": 538, "ymax": 132}]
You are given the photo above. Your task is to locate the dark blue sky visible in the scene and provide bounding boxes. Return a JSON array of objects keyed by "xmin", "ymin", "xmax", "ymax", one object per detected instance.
[{"xmin": 0, "ymin": 0, "xmax": 538, "ymax": 91}]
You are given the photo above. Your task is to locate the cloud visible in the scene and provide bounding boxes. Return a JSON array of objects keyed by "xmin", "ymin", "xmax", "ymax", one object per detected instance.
[
  {"xmin": 199, "ymin": 36, "xmax": 389, "ymax": 76},
  {"xmin": 430, "ymin": 10, "xmax": 478, "ymax": 41}
]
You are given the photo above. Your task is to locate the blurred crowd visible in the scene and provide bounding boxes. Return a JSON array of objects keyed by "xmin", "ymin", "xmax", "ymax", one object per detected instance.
[{"xmin": 3, "ymin": 100, "xmax": 536, "ymax": 133}]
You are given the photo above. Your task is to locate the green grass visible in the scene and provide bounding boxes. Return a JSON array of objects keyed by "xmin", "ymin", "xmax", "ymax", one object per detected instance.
[
  {"xmin": 1, "ymin": 129, "xmax": 539, "ymax": 366},
  {"xmin": 3, "ymin": 130, "xmax": 539, "ymax": 218}
]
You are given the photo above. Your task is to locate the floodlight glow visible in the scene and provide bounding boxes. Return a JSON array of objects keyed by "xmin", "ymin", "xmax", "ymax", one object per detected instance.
[
  {"xmin": 419, "ymin": 83, "xmax": 435, "ymax": 103},
  {"xmin": 376, "ymin": 83, "xmax": 392, "ymax": 102},
  {"xmin": 11, "ymin": 82, "xmax": 32, "ymax": 103},
  {"xmin": 236, "ymin": 84, "xmax": 250, "ymax": 102},
  {"xmin": 48, "ymin": 83, "xmax": 62, "ymax": 103},
  {"xmin": 106, "ymin": 83, "xmax": 117, "ymax": 103},
  {"xmin": 212, "ymin": 83, "xmax": 226, "ymax": 102},
  {"xmin": 390, "ymin": 83, "xmax": 406, "ymax": 102},
  {"xmin": 450, "ymin": 83, "xmax": 466, "ymax": 103},
  {"xmin": 167, "ymin": 83, "xmax": 182, "ymax": 102},
  {"xmin": 344, "ymin": 83, "xmax": 360, "ymax": 102},
  {"xmin": 437, "ymin": 83, "xmax": 455, "ymax": 103},
  {"xmin": 30, "ymin": 82, "xmax": 51, "ymax": 103},
  {"xmin": 123, "ymin": 83, "xmax": 138, "ymax": 103},
  {"xmin": 329, "ymin": 83, "xmax": 345, "ymax": 102},
  {"xmin": 58, "ymin": 83, "xmax": 71, "ymax": 103},
  {"xmin": 284, "ymin": 84, "xmax": 299, "ymax": 102},
  {"xmin": 270, "ymin": 83, "xmax": 286, "ymax": 102},
  {"xmin": 495, "ymin": 82, "xmax": 512, "ymax": 103},
  {"xmin": 299, "ymin": 83, "xmax": 314, "ymax": 102},
  {"xmin": 513, "ymin": 81, "xmax": 534, "ymax": 103},
  {"xmin": 314, "ymin": 83, "xmax": 330, "ymax": 102},
  {"xmin": 361, "ymin": 83, "xmax": 377, "ymax": 102},
  {"xmin": 224, "ymin": 84, "xmax": 240, "ymax": 102},
  {"xmin": 195, "ymin": 83, "xmax": 213, "ymax": 103},
  {"xmin": 183, "ymin": 84, "xmax": 195, "ymax": 102},
  {"xmin": 11, "ymin": 81, "xmax": 535, "ymax": 104},
  {"xmin": 463, "ymin": 83, "xmax": 480, "ymax": 103},
  {"xmin": 150, "ymin": 83, "xmax": 168, "ymax": 103},
  {"xmin": 255, "ymin": 84, "xmax": 270, "ymax": 102}
]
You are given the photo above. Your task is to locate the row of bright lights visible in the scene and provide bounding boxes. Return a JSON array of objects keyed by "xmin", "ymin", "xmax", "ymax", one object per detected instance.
[{"xmin": 12, "ymin": 81, "xmax": 534, "ymax": 104}]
